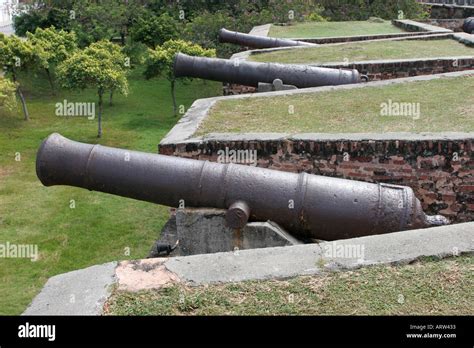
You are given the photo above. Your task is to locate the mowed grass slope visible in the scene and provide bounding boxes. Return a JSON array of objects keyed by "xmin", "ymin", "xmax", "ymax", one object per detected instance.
[
  {"xmin": 198, "ymin": 75, "xmax": 474, "ymax": 135},
  {"xmin": 0, "ymin": 68, "xmax": 221, "ymax": 315},
  {"xmin": 269, "ymin": 20, "xmax": 406, "ymax": 38},
  {"xmin": 249, "ymin": 39, "xmax": 474, "ymax": 64},
  {"xmin": 106, "ymin": 255, "xmax": 473, "ymax": 315}
]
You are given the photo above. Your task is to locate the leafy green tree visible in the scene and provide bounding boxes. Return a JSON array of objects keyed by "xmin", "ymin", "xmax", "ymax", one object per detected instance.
[
  {"xmin": 0, "ymin": 77, "xmax": 17, "ymax": 112},
  {"xmin": 0, "ymin": 34, "xmax": 35, "ymax": 120},
  {"xmin": 27, "ymin": 26, "xmax": 77, "ymax": 93},
  {"xmin": 130, "ymin": 12, "xmax": 179, "ymax": 49},
  {"xmin": 144, "ymin": 39, "xmax": 215, "ymax": 115},
  {"xmin": 69, "ymin": 0, "xmax": 129, "ymax": 47},
  {"xmin": 57, "ymin": 40, "xmax": 129, "ymax": 138},
  {"xmin": 13, "ymin": 1, "xmax": 72, "ymax": 36}
]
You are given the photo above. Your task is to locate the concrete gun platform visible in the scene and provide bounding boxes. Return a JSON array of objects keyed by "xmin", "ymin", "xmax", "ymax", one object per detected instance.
[{"xmin": 23, "ymin": 221, "xmax": 474, "ymax": 315}]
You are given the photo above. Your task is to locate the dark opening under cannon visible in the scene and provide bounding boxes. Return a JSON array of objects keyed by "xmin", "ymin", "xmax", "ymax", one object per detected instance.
[
  {"xmin": 36, "ymin": 133, "xmax": 449, "ymax": 241},
  {"xmin": 218, "ymin": 28, "xmax": 316, "ymax": 49},
  {"xmin": 173, "ymin": 53, "xmax": 365, "ymax": 89}
]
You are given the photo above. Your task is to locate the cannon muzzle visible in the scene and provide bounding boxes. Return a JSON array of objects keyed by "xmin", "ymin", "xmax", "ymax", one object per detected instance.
[
  {"xmin": 463, "ymin": 17, "xmax": 474, "ymax": 34},
  {"xmin": 218, "ymin": 28, "xmax": 315, "ymax": 49},
  {"xmin": 173, "ymin": 53, "xmax": 364, "ymax": 88},
  {"xmin": 36, "ymin": 134, "xmax": 449, "ymax": 241}
]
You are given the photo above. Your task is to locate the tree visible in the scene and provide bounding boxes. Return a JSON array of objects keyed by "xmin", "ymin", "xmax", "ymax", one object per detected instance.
[
  {"xmin": 144, "ymin": 40, "xmax": 215, "ymax": 116},
  {"xmin": 13, "ymin": 1, "xmax": 72, "ymax": 36},
  {"xmin": 0, "ymin": 34, "xmax": 35, "ymax": 120},
  {"xmin": 130, "ymin": 12, "xmax": 179, "ymax": 49},
  {"xmin": 0, "ymin": 77, "xmax": 17, "ymax": 112},
  {"xmin": 27, "ymin": 26, "xmax": 78, "ymax": 93},
  {"xmin": 57, "ymin": 40, "xmax": 129, "ymax": 138}
]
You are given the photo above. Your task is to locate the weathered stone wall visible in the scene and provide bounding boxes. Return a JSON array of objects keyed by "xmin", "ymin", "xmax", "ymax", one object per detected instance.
[
  {"xmin": 421, "ymin": 19, "xmax": 465, "ymax": 31},
  {"xmin": 224, "ymin": 57, "xmax": 474, "ymax": 94},
  {"xmin": 298, "ymin": 32, "xmax": 440, "ymax": 44},
  {"xmin": 159, "ymin": 137, "xmax": 474, "ymax": 223},
  {"xmin": 320, "ymin": 57, "xmax": 474, "ymax": 81}
]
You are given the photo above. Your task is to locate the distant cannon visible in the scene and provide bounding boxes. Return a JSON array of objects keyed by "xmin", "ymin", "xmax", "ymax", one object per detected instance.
[
  {"xmin": 218, "ymin": 28, "xmax": 316, "ymax": 49},
  {"xmin": 173, "ymin": 53, "xmax": 366, "ymax": 89},
  {"xmin": 36, "ymin": 133, "xmax": 449, "ymax": 241},
  {"xmin": 463, "ymin": 17, "xmax": 474, "ymax": 34}
]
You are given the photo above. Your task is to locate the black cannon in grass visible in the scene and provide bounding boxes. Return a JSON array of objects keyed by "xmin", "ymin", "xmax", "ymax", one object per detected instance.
[
  {"xmin": 463, "ymin": 17, "xmax": 474, "ymax": 34},
  {"xmin": 173, "ymin": 53, "xmax": 366, "ymax": 89},
  {"xmin": 218, "ymin": 28, "xmax": 316, "ymax": 49},
  {"xmin": 36, "ymin": 134, "xmax": 448, "ymax": 241}
]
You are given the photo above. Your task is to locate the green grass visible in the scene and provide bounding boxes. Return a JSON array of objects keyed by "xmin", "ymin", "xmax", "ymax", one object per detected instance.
[
  {"xmin": 0, "ymin": 69, "xmax": 221, "ymax": 315},
  {"xmin": 249, "ymin": 39, "xmax": 474, "ymax": 64},
  {"xmin": 105, "ymin": 255, "xmax": 474, "ymax": 315},
  {"xmin": 269, "ymin": 20, "xmax": 406, "ymax": 39},
  {"xmin": 198, "ymin": 75, "xmax": 474, "ymax": 135}
]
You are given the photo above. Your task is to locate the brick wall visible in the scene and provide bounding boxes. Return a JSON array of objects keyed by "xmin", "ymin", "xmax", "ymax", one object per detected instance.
[
  {"xmin": 224, "ymin": 57, "xmax": 474, "ymax": 94},
  {"xmin": 321, "ymin": 57, "xmax": 474, "ymax": 81},
  {"xmin": 421, "ymin": 19, "xmax": 465, "ymax": 31},
  {"xmin": 160, "ymin": 138, "xmax": 474, "ymax": 223}
]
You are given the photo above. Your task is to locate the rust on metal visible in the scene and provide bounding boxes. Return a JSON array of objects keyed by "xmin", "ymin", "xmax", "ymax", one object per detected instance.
[
  {"xmin": 36, "ymin": 133, "xmax": 449, "ymax": 241},
  {"xmin": 173, "ymin": 53, "xmax": 364, "ymax": 89}
]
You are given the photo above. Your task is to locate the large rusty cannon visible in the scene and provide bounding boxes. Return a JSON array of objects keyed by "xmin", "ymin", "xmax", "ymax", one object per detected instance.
[
  {"xmin": 218, "ymin": 28, "xmax": 315, "ymax": 49},
  {"xmin": 36, "ymin": 134, "xmax": 448, "ymax": 241},
  {"xmin": 173, "ymin": 53, "xmax": 365, "ymax": 89}
]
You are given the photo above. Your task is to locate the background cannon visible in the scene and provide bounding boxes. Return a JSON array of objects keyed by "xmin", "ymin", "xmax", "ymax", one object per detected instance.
[
  {"xmin": 218, "ymin": 28, "xmax": 316, "ymax": 49},
  {"xmin": 36, "ymin": 134, "xmax": 448, "ymax": 241},
  {"xmin": 463, "ymin": 17, "xmax": 474, "ymax": 34},
  {"xmin": 173, "ymin": 53, "xmax": 364, "ymax": 88}
]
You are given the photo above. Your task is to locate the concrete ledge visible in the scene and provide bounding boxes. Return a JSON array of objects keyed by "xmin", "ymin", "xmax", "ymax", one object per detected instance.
[
  {"xmin": 291, "ymin": 31, "xmax": 450, "ymax": 44},
  {"xmin": 23, "ymin": 221, "xmax": 474, "ymax": 314},
  {"xmin": 248, "ymin": 24, "xmax": 271, "ymax": 37},
  {"xmin": 23, "ymin": 262, "xmax": 117, "ymax": 315},
  {"xmin": 453, "ymin": 32, "xmax": 474, "ymax": 47},
  {"xmin": 231, "ymin": 33, "xmax": 455, "ymax": 61},
  {"xmin": 165, "ymin": 222, "xmax": 474, "ymax": 284},
  {"xmin": 159, "ymin": 70, "xmax": 474, "ymax": 148},
  {"xmin": 393, "ymin": 19, "xmax": 453, "ymax": 33}
]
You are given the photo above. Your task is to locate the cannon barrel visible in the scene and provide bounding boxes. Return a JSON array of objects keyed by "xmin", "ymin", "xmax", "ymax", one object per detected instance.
[
  {"xmin": 218, "ymin": 28, "xmax": 315, "ymax": 49},
  {"xmin": 36, "ymin": 134, "xmax": 448, "ymax": 241},
  {"xmin": 463, "ymin": 17, "xmax": 474, "ymax": 34},
  {"xmin": 173, "ymin": 53, "xmax": 364, "ymax": 88}
]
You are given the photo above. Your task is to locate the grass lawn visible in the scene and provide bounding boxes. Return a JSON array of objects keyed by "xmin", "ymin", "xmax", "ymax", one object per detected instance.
[
  {"xmin": 249, "ymin": 39, "xmax": 474, "ymax": 64},
  {"xmin": 105, "ymin": 255, "xmax": 473, "ymax": 315},
  {"xmin": 0, "ymin": 68, "xmax": 221, "ymax": 315},
  {"xmin": 269, "ymin": 20, "xmax": 406, "ymax": 39},
  {"xmin": 198, "ymin": 75, "xmax": 474, "ymax": 135}
]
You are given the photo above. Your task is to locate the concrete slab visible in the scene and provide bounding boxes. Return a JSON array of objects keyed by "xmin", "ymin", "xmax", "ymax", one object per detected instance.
[
  {"xmin": 23, "ymin": 262, "xmax": 117, "ymax": 315},
  {"xmin": 248, "ymin": 24, "xmax": 271, "ymax": 37},
  {"xmin": 165, "ymin": 222, "xmax": 474, "ymax": 284},
  {"xmin": 159, "ymin": 70, "xmax": 474, "ymax": 149},
  {"xmin": 23, "ymin": 222, "xmax": 473, "ymax": 314}
]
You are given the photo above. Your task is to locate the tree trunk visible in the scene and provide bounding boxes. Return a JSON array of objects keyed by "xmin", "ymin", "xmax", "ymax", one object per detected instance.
[
  {"xmin": 98, "ymin": 90, "xmax": 103, "ymax": 138},
  {"xmin": 171, "ymin": 79, "xmax": 177, "ymax": 116},
  {"xmin": 45, "ymin": 68, "xmax": 55, "ymax": 95},
  {"xmin": 109, "ymin": 89, "xmax": 114, "ymax": 106},
  {"xmin": 17, "ymin": 86, "xmax": 29, "ymax": 121}
]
